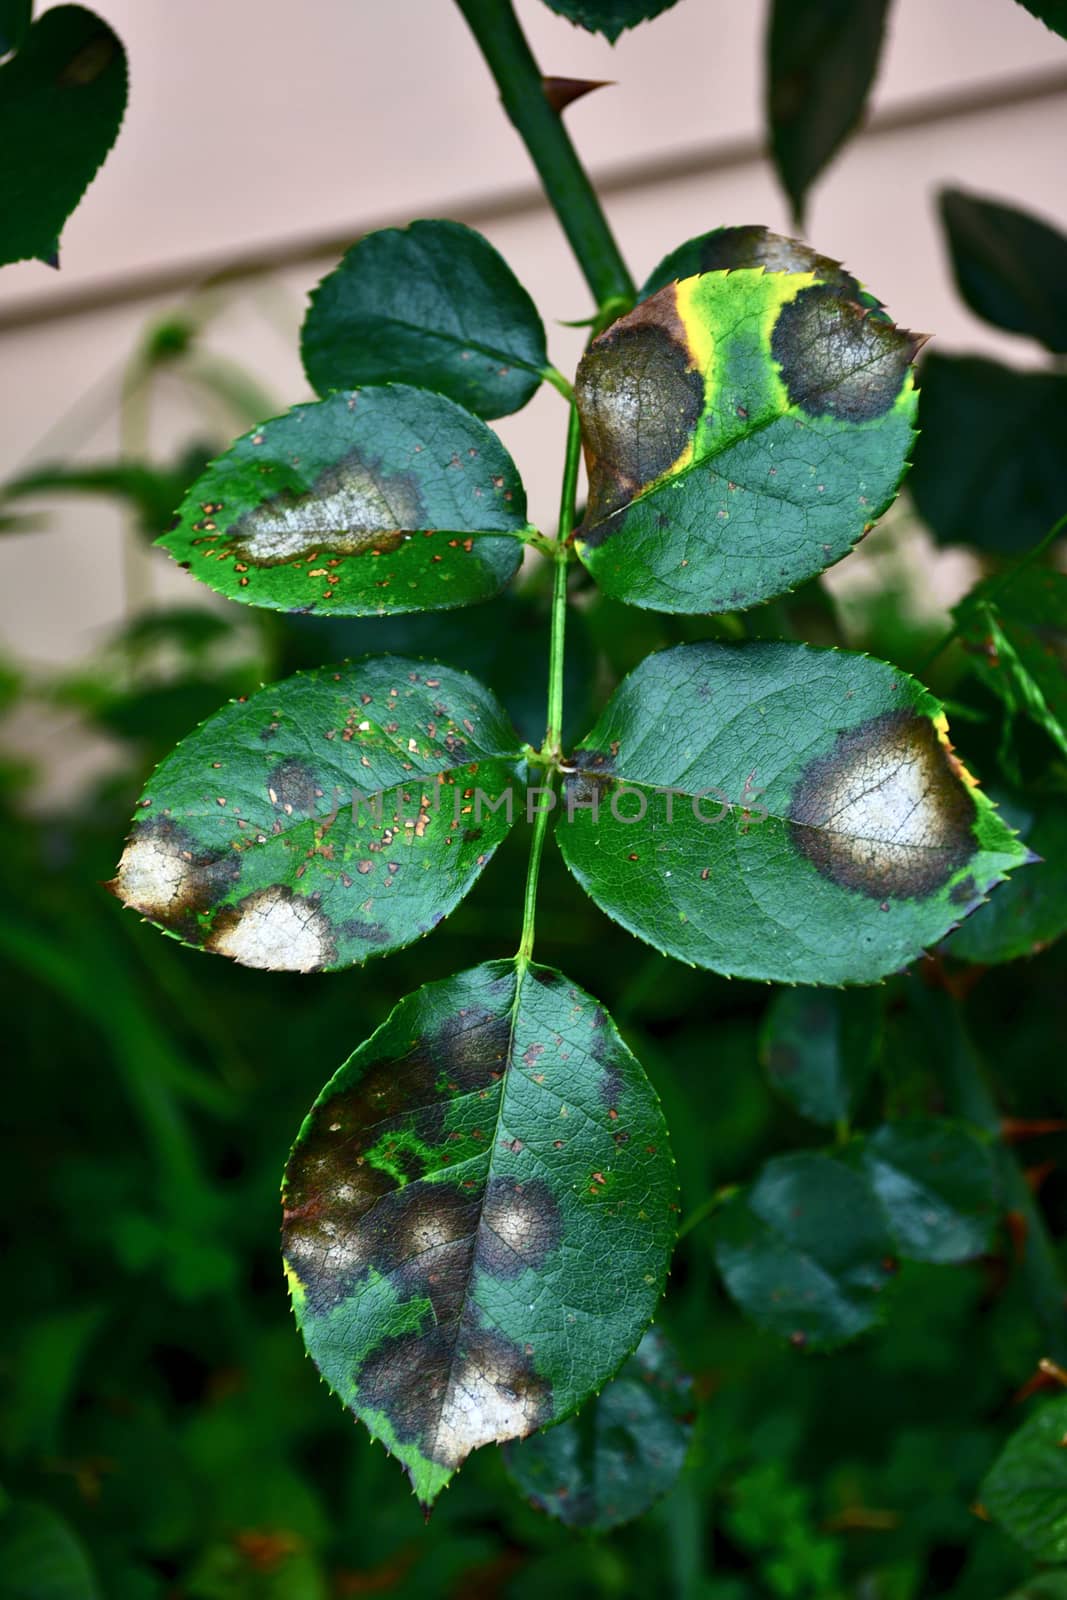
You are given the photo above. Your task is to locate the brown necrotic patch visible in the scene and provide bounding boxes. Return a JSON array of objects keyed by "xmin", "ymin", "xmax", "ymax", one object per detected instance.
[
  {"xmin": 789, "ymin": 709, "xmax": 976, "ymax": 900},
  {"xmin": 207, "ymin": 885, "xmax": 337, "ymax": 972},
  {"xmin": 690, "ymin": 227, "xmax": 864, "ymax": 299},
  {"xmin": 771, "ymin": 284, "xmax": 920, "ymax": 422},
  {"xmin": 575, "ymin": 287, "xmax": 705, "ymax": 537},
  {"xmin": 221, "ymin": 451, "xmax": 425, "ymax": 566},
  {"xmin": 108, "ymin": 818, "xmax": 239, "ymax": 933},
  {"xmin": 358, "ymin": 1321, "xmax": 552, "ymax": 1470}
]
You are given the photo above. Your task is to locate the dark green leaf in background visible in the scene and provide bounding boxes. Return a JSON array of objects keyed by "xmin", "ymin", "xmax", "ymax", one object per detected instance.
[
  {"xmin": 159, "ymin": 387, "xmax": 529, "ymax": 616},
  {"xmin": 1, "ymin": 445, "xmax": 215, "ymax": 540},
  {"xmin": 766, "ymin": 0, "xmax": 892, "ymax": 225},
  {"xmin": 712, "ymin": 1151, "xmax": 897, "ymax": 1348},
  {"xmin": 574, "ymin": 264, "xmax": 919, "ymax": 613},
  {"xmin": 639, "ymin": 223, "xmax": 870, "ymax": 303},
  {"xmin": 282, "ymin": 961, "xmax": 676, "ymax": 1507},
  {"xmin": 539, "ymin": 0, "xmax": 681, "ymax": 43},
  {"xmin": 0, "ymin": 0, "xmax": 32, "ymax": 56},
  {"xmin": 983, "ymin": 1395, "xmax": 1067, "ymax": 1562},
  {"xmin": 302, "ymin": 221, "xmax": 548, "ymax": 420},
  {"xmin": 503, "ymin": 1327, "xmax": 692, "ymax": 1529},
  {"xmin": 0, "ymin": 5, "xmax": 127, "ymax": 267},
  {"xmin": 940, "ymin": 188, "xmax": 1067, "ymax": 353},
  {"xmin": 110, "ymin": 658, "xmax": 523, "ymax": 971},
  {"xmin": 944, "ymin": 793, "xmax": 1067, "ymax": 964},
  {"xmin": 909, "ymin": 354, "xmax": 1067, "ymax": 555},
  {"xmin": 856, "ymin": 1118, "xmax": 998, "ymax": 1265},
  {"xmin": 0, "ymin": 1499, "xmax": 99, "ymax": 1600},
  {"xmin": 954, "ymin": 569, "xmax": 1067, "ymax": 762},
  {"xmin": 1014, "ymin": 0, "xmax": 1067, "ymax": 43},
  {"xmin": 557, "ymin": 642, "xmax": 1026, "ymax": 985},
  {"xmin": 760, "ymin": 986, "xmax": 882, "ymax": 1127}
]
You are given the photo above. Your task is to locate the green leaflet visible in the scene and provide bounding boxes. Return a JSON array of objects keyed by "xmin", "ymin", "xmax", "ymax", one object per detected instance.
[
  {"xmin": 109, "ymin": 658, "xmax": 523, "ymax": 972},
  {"xmin": 0, "ymin": 5, "xmax": 127, "ymax": 267},
  {"xmin": 766, "ymin": 0, "xmax": 891, "ymax": 226},
  {"xmin": 159, "ymin": 387, "xmax": 529, "ymax": 616},
  {"xmin": 909, "ymin": 354, "xmax": 1067, "ymax": 555},
  {"xmin": 983, "ymin": 1395, "xmax": 1067, "ymax": 1563},
  {"xmin": 954, "ymin": 569, "xmax": 1067, "ymax": 762},
  {"xmin": 853, "ymin": 1119, "xmax": 998, "ymax": 1265},
  {"xmin": 945, "ymin": 795, "xmax": 1067, "ymax": 965},
  {"xmin": 713, "ymin": 1120, "xmax": 997, "ymax": 1347},
  {"xmin": 712, "ymin": 1151, "xmax": 897, "ymax": 1348},
  {"xmin": 639, "ymin": 223, "xmax": 872, "ymax": 303},
  {"xmin": 281, "ymin": 961, "xmax": 676, "ymax": 1508},
  {"xmin": 940, "ymin": 189, "xmax": 1067, "ymax": 354},
  {"xmin": 301, "ymin": 221, "xmax": 548, "ymax": 421},
  {"xmin": 573, "ymin": 266, "xmax": 919, "ymax": 613},
  {"xmin": 556, "ymin": 642, "xmax": 1026, "ymax": 986},
  {"xmin": 539, "ymin": 0, "xmax": 680, "ymax": 42},
  {"xmin": 503, "ymin": 1327, "xmax": 692, "ymax": 1529},
  {"xmin": 1014, "ymin": 0, "xmax": 1067, "ymax": 40},
  {"xmin": 760, "ymin": 986, "xmax": 882, "ymax": 1127}
]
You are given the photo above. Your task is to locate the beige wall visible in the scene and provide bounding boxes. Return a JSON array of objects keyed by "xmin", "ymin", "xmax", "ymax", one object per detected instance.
[{"xmin": 1, "ymin": 0, "xmax": 1065, "ymax": 683}]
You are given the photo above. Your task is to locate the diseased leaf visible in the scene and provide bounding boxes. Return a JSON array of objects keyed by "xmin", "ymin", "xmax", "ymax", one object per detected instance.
[
  {"xmin": 857, "ymin": 1119, "xmax": 998, "ymax": 1265},
  {"xmin": 0, "ymin": 5, "xmax": 127, "ymax": 267},
  {"xmin": 573, "ymin": 266, "xmax": 919, "ymax": 613},
  {"xmin": 712, "ymin": 1151, "xmax": 897, "ymax": 1348},
  {"xmin": 945, "ymin": 794, "xmax": 1067, "ymax": 965},
  {"xmin": 940, "ymin": 189, "xmax": 1067, "ymax": 354},
  {"xmin": 639, "ymin": 223, "xmax": 872, "ymax": 304},
  {"xmin": 983, "ymin": 1396, "xmax": 1067, "ymax": 1562},
  {"xmin": 1014, "ymin": 0, "xmax": 1067, "ymax": 42},
  {"xmin": 909, "ymin": 354, "xmax": 1067, "ymax": 555},
  {"xmin": 766, "ymin": 0, "xmax": 891, "ymax": 225},
  {"xmin": 761, "ymin": 987, "xmax": 882, "ymax": 1127},
  {"xmin": 540, "ymin": 0, "xmax": 680, "ymax": 42},
  {"xmin": 109, "ymin": 658, "xmax": 523, "ymax": 972},
  {"xmin": 954, "ymin": 570, "xmax": 1067, "ymax": 763},
  {"xmin": 282, "ymin": 961, "xmax": 676, "ymax": 1508},
  {"xmin": 503, "ymin": 1327, "xmax": 692, "ymax": 1529},
  {"xmin": 159, "ymin": 387, "xmax": 528, "ymax": 616},
  {"xmin": 302, "ymin": 221, "xmax": 548, "ymax": 421},
  {"xmin": 0, "ymin": 0, "xmax": 32, "ymax": 56},
  {"xmin": 557, "ymin": 642, "xmax": 1026, "ymax": 985}
]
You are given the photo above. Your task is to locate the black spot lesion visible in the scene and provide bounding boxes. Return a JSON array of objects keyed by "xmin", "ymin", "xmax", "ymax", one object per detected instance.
[
  {"xmin": 267, "ymin": 758, "xmax": 320, "ymax": 815},
  {"xmin": 575, "ymin": 288, "xmax": 704, "ymax": 542},
  {"xmin": 108, "ymin": 816, "xmax": 239, "ymax": 937},
  {"xmin": 770, "ymin": 284, "xmax": 922, "ymax": 423},
  {"xmin": 789, "ymin": 710, "xmax": 976, "ymax": 901},
  {"xmin": 476, "ymin": 1177, "xmax": 562, "ymax": 1278},
  {"xmin": 563, "ymin": 749, "xmax": 617, "ymax": 812},
  {"xmin": 681, "ymin": 226, "xmax": 866, "ymax": 301}
]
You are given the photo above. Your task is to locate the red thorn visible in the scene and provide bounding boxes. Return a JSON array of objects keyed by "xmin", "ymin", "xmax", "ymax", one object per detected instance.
[
  {"xmin": 542, "ymin": 76, "xmax": 614, "ymax": 113},
  {"xmin": 1000, "ymin": 1117, "xmax": 1067, "ymax": 1144}
]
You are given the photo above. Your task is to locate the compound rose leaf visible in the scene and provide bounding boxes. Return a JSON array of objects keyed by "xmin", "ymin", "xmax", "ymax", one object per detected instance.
[
  {"xmin": 109, "ymin": 657, "xmax": 523, "ymax": 972},
  {"xmin": 573, "ymin": 265, "xmax": 919, "ymax": 613},
  {"xmin": 159, "ymin": 387, "xmax": 529, "ymax": 616},
  {"xmin": 556, "ymin": 641, "xmax": 1027, "ymax": 985},
  {"xmin": 503, "ymin": 1326, "xmax": 692, "ymax": 1529},
  {"xmin": 302, "ymin": 221, "xmax": 548, "ymax": 421},
  {"xmin": 282, "ymin": 961, "xmax": 676, "ymax": 1507}
]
